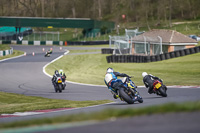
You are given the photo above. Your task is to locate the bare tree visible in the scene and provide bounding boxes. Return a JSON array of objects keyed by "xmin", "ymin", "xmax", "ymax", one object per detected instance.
[
  {"xmin": 98, "ymin": 0, "xmax": 102, "ymax": 19},
  {"xmin": 169, "ymin": 0, "xmax": 172, "ymax": 28}
]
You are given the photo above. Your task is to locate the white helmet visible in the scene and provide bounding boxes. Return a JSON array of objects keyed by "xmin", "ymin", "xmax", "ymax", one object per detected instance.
[
  {"xmin": 59, "ymin": 69, "xmax": 63, "ymax": 75},
  {"xmin": 107, "ymin": 67, "xmax": 114, "ymax": 73},
  {"xmin": 142, "ymin": 72, "xmax": 148, "ymax": 77}
]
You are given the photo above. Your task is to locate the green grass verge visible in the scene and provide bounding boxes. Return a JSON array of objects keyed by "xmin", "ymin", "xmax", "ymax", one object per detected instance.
[
  {"xmin": 46, "ymin": 51, "xmax": 200, "ymax": 86},
  {"xmin": 1, "ymin": 101, "xmax": 200, "ymax": 129},
  {"xmin": 0, "ymin": 50, "xmax": 24, "ymax": 60},
  {"xmin": 0, "ymin": 44, "xmax": 10, "ymax": 50},
  {"xmin": 0, "ymin": 92, "xmax": 112, "ymax": 114}
]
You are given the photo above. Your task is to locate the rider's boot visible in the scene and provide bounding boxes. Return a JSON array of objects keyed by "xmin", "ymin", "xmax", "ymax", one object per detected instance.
[{"xmin": 113, "ymin": 94, "xmax": 119, "ymax": 99}]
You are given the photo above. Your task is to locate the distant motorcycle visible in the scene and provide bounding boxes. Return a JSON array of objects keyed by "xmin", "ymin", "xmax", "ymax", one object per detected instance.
[
  {"xmin": 115, "ymin": 77, "xmax": 143, "ymax": 104},
  {"xmin": 44, "ymin": 51, "xmax": 50, "ymax": 57},
  {"xmin": 61, "ymin": 75, "xmax": 66, "ymax": 90},
  {"xmin": 152, "ymin": 80, "xmax": 167, "ymax": 97},
  {"xmin": 44, "ymin": 50, "xmax": 52, "ymax": 57}
]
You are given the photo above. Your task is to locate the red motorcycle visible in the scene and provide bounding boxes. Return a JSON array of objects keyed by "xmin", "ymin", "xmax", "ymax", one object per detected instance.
[{"xmin": 153, "ymin": 80, "xmax": 167, "ymax": 97}]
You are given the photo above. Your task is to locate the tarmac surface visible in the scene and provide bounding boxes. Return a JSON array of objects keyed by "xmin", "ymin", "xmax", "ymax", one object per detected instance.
[{"xmin": 0, "ymin": 45, "xmax": 200, "ymax": 132}]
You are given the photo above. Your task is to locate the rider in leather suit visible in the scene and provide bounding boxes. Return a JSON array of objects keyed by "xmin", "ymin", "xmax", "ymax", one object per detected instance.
[
  {"xmin": 104, "ymin": 67, "xmax": 130, "ymax": 99},
  {"xmin": 52, "ymin": 70, "xmax": 61, "ymax": 90},
  {"xmin": 142, "ymin": 72, "xmax": 163, "ymax": 94}
]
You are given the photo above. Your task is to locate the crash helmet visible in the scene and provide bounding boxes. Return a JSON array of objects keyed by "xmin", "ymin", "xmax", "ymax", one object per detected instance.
[
  {"xmin": 107, "ymin": 67, "xmax": 114, "ymax": 73},
  {"xmin": 55, "ymin": 70, "xmax": 59, "ymax": 75},
  {"xmin": 59, "ymin": 69, "xmax": 63, "ymax": 75},
  {"xmin": 142, "ymin": 72, "xmax": 148, "ymax": 77}
]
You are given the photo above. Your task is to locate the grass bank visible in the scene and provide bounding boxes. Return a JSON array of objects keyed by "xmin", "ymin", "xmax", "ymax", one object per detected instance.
[
  {"xmin": 0, "ymin": 50, "xmax": 24, "ymax": 60},
  {"xmin": 1, "ymin": 101, "xmax": 200, "ymax": 129},
  {"xmin": 0, "ymin": 44, "xmax": 10, "ymax": 50},
  {"xmin": 46, "ymin": 51, "xmax": 200, "ymax": 86},
  {"xmin": 0, "ymin": 92, "xmax": 112, "ymax": 114},
  {"xmin": 0, "ymin": 44, "xmax": 24, "ymax": 60},
  {"xmin": 69, "ymin": 49, "xmax": 101, "ymax": 54}
]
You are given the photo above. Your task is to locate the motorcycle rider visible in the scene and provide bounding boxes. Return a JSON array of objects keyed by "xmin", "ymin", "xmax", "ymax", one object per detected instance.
[
  {"xmin": 52, "ymin": 70, "xmax": 61, "ymax": 90},
  {"xmin": 142, "ymin": 72, "xmax": 164, "ymax": 94},
  {"xmin": 45, "ymin": 48, "xmax": 53, "ymax": 57},
  {"xmin": 59, "ymin": 69, "xmax": 66, "ymax": 82},
  {"xmin": 48, "ymin": 48, "xmax": 53, "ymax": 54},
  {"xmin": 104, "ymin": 67, "xmax": 131, "ymax": 99}
]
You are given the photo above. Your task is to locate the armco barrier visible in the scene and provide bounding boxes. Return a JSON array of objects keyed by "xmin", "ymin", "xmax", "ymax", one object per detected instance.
[
  {"xmin": 150, "ymin": 55, "xmax": 156, "ymax": 62},
  {"xmin": 106, "ymin": 46, "xmax": 200, "ymax": 63},
  {"xmin": 101, "ymin": 48, "xmax": 114, "ymax": 54},
  {"xmin": 0, "ymin": 40, "xmax": 64, "ymax": 45},
  {"xmin": 160, "ymin": 54, "xmax": 165, "ymax": 60},
  {"xmin": 67, "ymin": 41, "xmax": 109, "ymax": 45},
  {"xmin": 164, "ymin": 53, "xmax": 170, "ymax": 59},
  {"xmin": 155, "ymin": 55, "xmax": 161, "ymax": 61},
  {"xmin": 189, "ymin": 47, "xmax": 195, "ymax": 54},
  {"xmin": 194, "ymin": 46, "xmax": 200, "ymax": 53},
  {"xmin": 0, "ymin": 47, "xmax": 13, "ymax": 56},
  {"xmin": 184, "ymin": 49, "xmax": 190, "ymax": 55},
  {"xmin": 179, "ymin": 50, "xmax": 185, "ymax": 56},
  {"xmin": 175, "ymin": 50, "xmax": 180, "ymax": 57},
  {"xmin": 169, "ymin": 51, "xmax": 175, "ymax": 58}
]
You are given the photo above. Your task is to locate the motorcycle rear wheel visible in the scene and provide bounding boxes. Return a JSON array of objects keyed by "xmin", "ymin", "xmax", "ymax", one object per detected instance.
[
  {"xmin": 159, "ymin": 87, "xmax": 167, "ymax": 97},
  {"xmin": 58, "ymin": 84, "xmax": 62, "ymax": 93},
  {"xmin": 119, "ymin": 88, "xmax": 135, "ymax": 104}
]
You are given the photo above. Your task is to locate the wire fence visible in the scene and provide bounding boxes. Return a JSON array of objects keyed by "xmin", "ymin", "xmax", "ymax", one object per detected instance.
[
  {"xmin": 0, "ymin": 31, "xmax": 60, "ymax": 41},
  {"xmin": 21, "ymin": 31, "xmax": 60, "ymax": 41},
  {"xmin": 109, "ymin": 29, "xmax": 163, "ymax": 55}
]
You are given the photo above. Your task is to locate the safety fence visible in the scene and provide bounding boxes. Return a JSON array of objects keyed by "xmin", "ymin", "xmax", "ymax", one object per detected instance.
[
  {"xmin": 0, "ymin": 47, "xmax": 13, "ymax": 56},
  {"xmin": 0, "ymin": 40, "xmax": 109, "ymax": 46},
  {"xmin": 105, "ymin": 46, "xmax": 200, "ymax": 63},
  {"xmin": 67, "ymin": 41, "xmax": 109, "ymax": 45},
  {"xmin": 0, "ymin": 40, "xmax": 63, "ymax": 45}
]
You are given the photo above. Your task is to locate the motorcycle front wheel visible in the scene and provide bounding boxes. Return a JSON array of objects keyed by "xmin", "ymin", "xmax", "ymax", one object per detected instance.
[{"xmin": 138, "ymin": 97, "xmax": 143, "ymax": 103}]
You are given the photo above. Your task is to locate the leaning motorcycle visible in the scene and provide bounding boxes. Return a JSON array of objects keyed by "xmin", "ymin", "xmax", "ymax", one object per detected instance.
[
  {"xmin": 115, "ymin": 77, "xmax": 143, "ymax": 104},
  {"xmin": 61, "ymin": 75, "xmax": 66, "ymax": 90},
  {"xmin": 44, "ymin": 51, "xmax": 52, "ymax": 57},
  {"xmin": 152, "ymin": 80, "xmax": 167, "ymax": 97}
]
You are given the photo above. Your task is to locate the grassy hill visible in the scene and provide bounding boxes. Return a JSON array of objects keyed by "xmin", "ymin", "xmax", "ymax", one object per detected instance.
[{"xmin": 45, "ymin": 49, "xmax": 200, "ymax": 86}]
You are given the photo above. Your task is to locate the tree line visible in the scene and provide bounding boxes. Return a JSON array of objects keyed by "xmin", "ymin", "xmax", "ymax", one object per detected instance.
[{"xmin": 1, "ymin": 0, "xmax": 200, "ymax": 28}]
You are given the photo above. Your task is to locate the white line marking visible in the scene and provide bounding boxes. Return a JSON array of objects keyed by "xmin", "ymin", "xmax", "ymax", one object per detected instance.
[
  {"xmin": 42, "ymin": 50, "xmax": 108, "ymax": 87},
  {"xmin": 1, "ymin": 102, "xmax": 116, "ymax": 117},
  {"xmin": 43, "ymin": 50, "xmax": 69, "ymax": 78},
  {"xmin": 42, "ymin": 50, "xmax": 200, "ymax": 88}
]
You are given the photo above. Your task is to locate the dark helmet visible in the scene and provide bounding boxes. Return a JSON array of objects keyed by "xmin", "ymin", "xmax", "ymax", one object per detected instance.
[{"xmin": 55, "ymin": 70, "xmax": 59, "ymax": 75}]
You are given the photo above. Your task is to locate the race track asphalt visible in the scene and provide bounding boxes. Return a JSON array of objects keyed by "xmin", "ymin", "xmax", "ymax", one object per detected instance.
[{"xmin": 0, "ymin": 45, "xmax": 200, "ymax": 133}]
